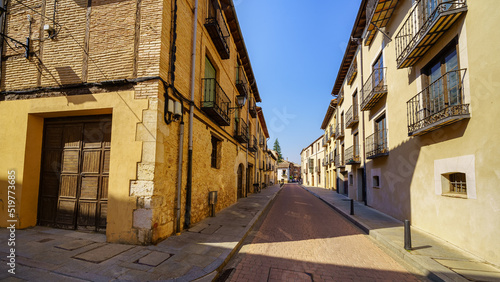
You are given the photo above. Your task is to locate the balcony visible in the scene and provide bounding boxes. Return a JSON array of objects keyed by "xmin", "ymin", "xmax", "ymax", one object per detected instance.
[
  {"xmin": 234, "ymin": 118, "xmax": 249, "ymax": 143},
  {"xmin": 366, "ymin": 129, "xmax": 389, "ymax": 159},
  {"xmin": 407, "ymin": 69, "xmax": 469, "ymax": 136},
  {"xmin": 395, "ymin": 0, "xmax": 467, "ymax": 69},
  {"xmin": 337, "ymin": 88, "xmax": 344, "ymax": 105},
  {"xmin": 249, "ymin": 97, "xmax": 257, "ymax": 118},
  {"xmin": 346, "ymin": 58, "xmax": 358, "ymax": 86},
  {"xmin": 322, "ymin": 136, "xmax": 327, "ymax": 147},
  {"xmin": 249, "ymin": 136, "xmax": 258, "ymax": 152},
  {"xmin": 315, "ymin": 167, "xmax": 320, "ymax": 173},
  {"xmin": 335, "ymin": 124, "xmax": 344, "ymax": 140},
  {"xmin": 235, "ymin": 65, "xmax": 249, "ymax": 98},
  {"xmin": 201, "ymin": 78, "xmax": 230, "ymax": 126},
  {"xmin": 345, "ymin": 145, "xmax": 361, "ymax": 165},
  {"xmin": 204, "ymin": 0, "xmax": 230, "ymax": 59},
  {"xmin": 345, "ymin": 105, "xmax": 359, "ymax": 128},
  {"xmin": 361, "ymin": 68, "xmax": 387, "ymax": 111},
  {"xmin": 334, "ymin": 155, "xmax": 345, "ymax": 168},
  {"xmin": 365, "ymin": 0, "xmax": 400, "ymax": 46},
  {"xmin": 259, "ymin": 136, "xmax": 265, "ymax": 147}
]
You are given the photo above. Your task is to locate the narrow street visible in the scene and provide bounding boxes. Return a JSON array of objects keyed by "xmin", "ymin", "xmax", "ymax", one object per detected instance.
[{"xmin": 220, "ymin": 184, "xmax": 420, "ymax": 282}]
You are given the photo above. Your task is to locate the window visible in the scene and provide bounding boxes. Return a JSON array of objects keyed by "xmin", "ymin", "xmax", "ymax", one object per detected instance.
[
  {"xmin": 422, "ymin": 40, "xmax": 461, "ymax": 115},
  {"xmin": 354, "ymin": 132, "xmax": 359, "ymax": 157},
  {"xmin": 211, "ymin": 135, "xmax": 221, "ymax": 169},
  {"xmin": 373, "ymin": 176, "xmax": 380, "ymax": 188},
  {"xmin": 375, "ymin": 114, "xmax": 387, "ymax": 152},
  {"xmin": 442, "ymin": 172, "xmax": 467, "ymax": 194},
  {"xmin": 373, "ymin": 53, "xmax": 384, "ymax": 88},
  {"xmin": 349, "ymin": 174, "xmax": 353, "ymax": 185}
]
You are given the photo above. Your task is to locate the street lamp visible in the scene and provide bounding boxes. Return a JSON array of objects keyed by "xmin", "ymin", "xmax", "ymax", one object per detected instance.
[{"xmin": 228, "ymin": 94, "xmax": 247, "ymax": 112}]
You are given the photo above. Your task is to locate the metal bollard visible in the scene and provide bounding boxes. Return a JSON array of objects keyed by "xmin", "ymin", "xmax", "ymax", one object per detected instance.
[
  {"xmin": 350, "ymin": 199, "xmax": 354, "ymax": 215},
  {"xmin": 404, "ymin": 219, "xmax": 412, "ymax": 250}
]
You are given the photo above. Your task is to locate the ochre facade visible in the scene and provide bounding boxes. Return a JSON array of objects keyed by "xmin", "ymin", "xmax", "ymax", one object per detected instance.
[
  {"xmin": 325, "ymin": 0, "xmax": 500, "ymax": 267},
  {"xmin": 0, "ymin": 0, "xmax": 269, "ymax": 245}
]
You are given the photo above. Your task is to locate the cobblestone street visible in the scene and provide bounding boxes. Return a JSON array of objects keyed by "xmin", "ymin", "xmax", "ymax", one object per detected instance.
[{"xmin": 221, "ymin": 184, "xmax": 421, "ymax": 282}]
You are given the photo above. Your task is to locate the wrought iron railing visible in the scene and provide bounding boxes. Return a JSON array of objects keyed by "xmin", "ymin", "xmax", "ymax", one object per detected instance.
[
  {"xmin": 201, "ymin": 78, "xmax": 230, "ymax": 125},
  {"xmin": 235, "ymin": 65, "xmax": 249, "ymax": 97},
  {"xmin": 234, "ymin": 117, "xmax": 249, "ymax": 143},
  {"xmin": 205, "ymin": 0, "xmax": 230, "ymax": 59},
  {"xmin": 249, "ymin": 136, "xmax": 258, "ymax": 152},
  {"xmin": 361, "ymin": 67, "xmax": 387, "ymax": 110},
  {"xmin": 346, "ymin": 58, "xmax": 358, "ymax": 85},
  {"xmin": 407, "ymin": 69, "xmax": 469, "ymax": 135},
  {"xmin": 249, "ymin": 96, "xmax": 257, "ymax": 118},
  {"xmin": 345, "ymin": 105, "xmax": 359, "ymax": 128},
  {"xmin": 335, "ymin": 124, "xmax": 344, "ymax": 139},
  {"xmin": 334, "ymin": 154, "xmax": 344, "ymax": 167},
  {"xmin": 345, "ymin": 145, "xmax": 361, "ymax": 164},
  {"xmin": 337, "ymin": 88, "xmax": 344, "ymax": 105},
  {"xmin": 395, "ymin": 0, "xmax": 467, "ymax": 68},
  {"xmin": 366, "ymin": 129, "xmax": 389, "ymax": 159}
]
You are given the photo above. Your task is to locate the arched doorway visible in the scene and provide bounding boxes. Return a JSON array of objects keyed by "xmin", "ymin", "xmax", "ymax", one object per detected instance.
[{"xmin": 237, "ymin": 164, "xmax": 244, "ymax": 199}]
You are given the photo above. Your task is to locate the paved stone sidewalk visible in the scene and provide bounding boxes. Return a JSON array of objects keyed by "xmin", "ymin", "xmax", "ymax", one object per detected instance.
[
  {"xmin": 0, "ymin": 184, "xmax": 281, "ymax": 281},
  {"xmin": 302, "ymin": 185, "xmax": 500, "ymax": 282}
]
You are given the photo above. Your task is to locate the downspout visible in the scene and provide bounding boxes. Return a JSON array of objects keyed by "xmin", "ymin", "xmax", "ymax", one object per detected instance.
[
  {"xmin": 184, "ymin": 0, "xmax": 199, "ymax": 229},
  {"xmin": 355, "ymin": 37, "xmax": 368, "ymax": 206}
]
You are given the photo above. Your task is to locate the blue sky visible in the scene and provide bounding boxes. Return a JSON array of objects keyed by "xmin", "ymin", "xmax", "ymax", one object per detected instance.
[{"xmin": 234, "ymin": 0, "xmax": 361, "ymax": 164}]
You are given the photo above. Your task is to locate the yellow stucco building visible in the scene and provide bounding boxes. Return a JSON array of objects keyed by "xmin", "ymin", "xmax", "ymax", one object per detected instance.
[
  {"xmin": 0, "ymin": 0, "xmax": 270, "ymax": 245},
  {"xmin": 327, "ymin": 0, "xmax": 500, "ymax": 266}
]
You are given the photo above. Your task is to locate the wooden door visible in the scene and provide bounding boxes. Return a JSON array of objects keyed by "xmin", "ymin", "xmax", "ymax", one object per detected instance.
[{"xmin": 38, "ymin": 115, "xmax": 111, "ymax": 232}]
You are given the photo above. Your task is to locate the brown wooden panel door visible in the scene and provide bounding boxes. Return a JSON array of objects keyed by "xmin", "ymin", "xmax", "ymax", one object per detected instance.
[{"xmin": 38, "ymin": 116, "xmax": 111, "ymax": 232}]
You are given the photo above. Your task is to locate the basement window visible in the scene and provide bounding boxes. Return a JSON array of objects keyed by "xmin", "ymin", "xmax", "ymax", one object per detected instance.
[
  {"xmin": 373, "ymin": 176, "xmax": 380, "ymax": 188},
  {"xmin": 442, "ymin": 172, "xmax": 467, "ymax": 198}
]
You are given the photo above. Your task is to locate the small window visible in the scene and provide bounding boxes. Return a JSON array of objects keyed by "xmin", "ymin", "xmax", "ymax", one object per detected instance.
[
  {"xmin": 349, "ymin": 174, "xmax": 353, "ymax": 186},
  {"xmin": 373, "ymin": 176, "xmax": 380, "ymax": 188},
  {"xmin": 211, "ymin": 135, "xmax": 222, "ymax": 169},
  {"xmin": 441, "ymin": 172, "xmax": 467, "ymax": 196}
]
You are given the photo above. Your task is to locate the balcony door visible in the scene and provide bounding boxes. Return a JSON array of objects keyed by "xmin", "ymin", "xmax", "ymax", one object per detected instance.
[
  {"xmin": 425, "ymin": 45, "xmax": 459, "ymax": 115},
  {"xmin": 204, "ymin": 57, "xmax": 217, "ymax": 107},
  {"xmin": 375, "ymin": 115, "xmax": 387, "ymax": 153},
  {"xmin": 373, "ymin": 53, "xmax": 384, "ymax": 90}
]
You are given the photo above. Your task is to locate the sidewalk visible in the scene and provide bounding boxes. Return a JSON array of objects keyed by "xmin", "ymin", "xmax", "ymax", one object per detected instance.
[
  {"xmin": 0, "ymin": 184, "xmax": 281, "ymax": 282},
  {"xmin": 302, "ymin": 185, "xmax": 500, "ymax": 282}
]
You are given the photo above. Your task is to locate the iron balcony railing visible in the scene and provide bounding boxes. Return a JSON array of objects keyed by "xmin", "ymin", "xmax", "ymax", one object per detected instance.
[
  {"xmin": 345, "ymin": 145, "xmax": 361, "ymax": 165},
  {"xmin": 235, "ymin": 65, "xmax": 249, "ymax": 98},
  {"xmin": 395, "ymin": 0, "xmax": 467, "ymax": 68},
  {"xmin": 204, "ymin": 0, "xmax": 230, "ymax": 59},
  {"xmin": 249, "ymin": 96, "xmax": 257, "ymax": 118},
  {"xmin": 366, "ymin": 129, "xmax": 389, "ymax": 159},
  {"xmin": 259, "ymin": 136, "xmax": 265, "ymax": 147},
  {"xmin": 346, "ymin": 58, "xmax": 358, "ymax": 85},
  {"xmin": 329, "ymin": 152, "xmax": 334, "ymax": 164},
  {"xmin": 345, "ymin": 105, "xmax": 359, "ymax": 128},
  {"xmin": 407, "ymin": 69, "xmax": 469, "ymax": 136},
  {"xmin": 249, "ymin": 136, "xmax": 258, "ymax": 152},
  {"xmin": 334, "ymin": 154, "xmax": 344, "ymax": 167},
  {"xmin": 315, "ymin": 166, "xmax": 320, "ymax": 173},
  {"xmin": 335, "ymin": 124, "xmax": 344, "ymax": 139},
  {"xmin": 329, "ymin": 125, "xmax": 334, "ymax": 140},
  {"xmin": 234, "ymin": 117, "xmax": 249, "ymax": 143},
  {"xmin": 201, "ymin": 78, "xmax": 230, "ymax": 126},
  {"xmin": 337, "ymin": 89, "xmax": 344, "ymax": 105},
  {"xmin": 361, "ymin": 67, "xmax": 387, "ymax": 111}
]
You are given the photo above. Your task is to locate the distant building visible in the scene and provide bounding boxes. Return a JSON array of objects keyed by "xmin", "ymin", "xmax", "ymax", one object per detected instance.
[{"xmin": 300, "ymin": 136, "xmax": 325, "ymax": 187}]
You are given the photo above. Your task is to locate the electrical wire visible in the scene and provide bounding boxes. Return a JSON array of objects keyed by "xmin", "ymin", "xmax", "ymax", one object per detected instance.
[{"xmin": 12, "ymin": 0, "xmax": 109, "ymax": 80}]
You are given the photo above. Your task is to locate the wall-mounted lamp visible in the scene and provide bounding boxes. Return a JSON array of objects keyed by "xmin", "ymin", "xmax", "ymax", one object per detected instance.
[
  {"xmin": 228, "ymin": 94, "xmax": 247, "ymax": 113},
  {"xmin": 166, "ymin": 98, "xmax": 182, "ymax": 124}
]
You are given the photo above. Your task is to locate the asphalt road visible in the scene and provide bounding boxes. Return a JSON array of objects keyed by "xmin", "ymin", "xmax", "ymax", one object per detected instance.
[{"xmin": 218, "ymin": 183, "xmax": 421, "ymax": 282}]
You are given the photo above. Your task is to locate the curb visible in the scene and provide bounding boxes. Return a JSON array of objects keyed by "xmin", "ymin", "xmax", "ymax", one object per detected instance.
[
  {"xmin": 300, "ymin": 185, "xmax": 467, "ymax": 282},
  {"xmin": 194, "ymin": 185, "xmax": 283, "ymax": 282}
]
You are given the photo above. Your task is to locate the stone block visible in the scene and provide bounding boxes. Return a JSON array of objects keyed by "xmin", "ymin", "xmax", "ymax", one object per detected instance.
[
  {"xmin": 133, "ymin": 209, "xmax": 153, "ymax": 229},
  {"xmin": 130, "ymin": 180, "xmax": 154, "ymax": 197}
]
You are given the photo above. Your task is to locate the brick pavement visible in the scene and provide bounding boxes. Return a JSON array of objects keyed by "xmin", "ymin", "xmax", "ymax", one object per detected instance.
[{"xmin": 224, "ymin": 184, "xmax": 421, "ymax": 282}]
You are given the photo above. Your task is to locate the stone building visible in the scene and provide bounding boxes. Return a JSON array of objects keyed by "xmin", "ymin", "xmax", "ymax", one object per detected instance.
[
  {"xmin": 0, "ymin": 0, "xmax": 269, "ymax": 245},
  {"xmin": 329, "ymin": 0, "xmax": 500, "ymax": 266},
  {"xmin": 300, "ymin": 136, "xmax": 325, "ymax": 188}
]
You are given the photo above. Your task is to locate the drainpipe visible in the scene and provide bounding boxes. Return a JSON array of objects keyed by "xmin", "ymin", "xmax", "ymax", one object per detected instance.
[
  {"xmin": 184, "ymin": 0, "xmax": 199, "ymax": 230},
  {"xmin": 353, "ymin": 37, "xmax": 367, "ymax": 206}
]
